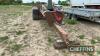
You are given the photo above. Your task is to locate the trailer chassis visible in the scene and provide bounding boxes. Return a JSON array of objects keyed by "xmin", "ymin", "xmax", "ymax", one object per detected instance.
[{"xmin": 64, "ymin": 8, "xmax": 100, "ymax": 23}]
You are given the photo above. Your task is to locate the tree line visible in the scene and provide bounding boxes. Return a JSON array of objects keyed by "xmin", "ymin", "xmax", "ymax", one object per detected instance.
[
  {"xmin": 0, "ymin": 0, "xmax": 23, "ymax": 5},
  {"xmin": 0, "ymin": 0, "xmax": 35, "ymax": 5},
  {"xmin": 58, "ymin": 0, "xmax": 70, "ymax": 6}
]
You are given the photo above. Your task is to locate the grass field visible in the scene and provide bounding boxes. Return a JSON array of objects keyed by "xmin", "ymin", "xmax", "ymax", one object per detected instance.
[
  {"xmin": 0, "ymin": 5, "xmax": 64, "ymax": 56},
  {"xmin": 0, "ymin": 5, "xmax": 32, "ymax": 20},
  {"xmin": 0, "ymin": 5, "xmax": 100, "ymax": 56},
  {"xmin": 0, "ymin": 5, "xmax": 32, "ymax": 12},
  {"xmin": 0, "ymin": 5, "xmax": 32, "ymax": 56}
]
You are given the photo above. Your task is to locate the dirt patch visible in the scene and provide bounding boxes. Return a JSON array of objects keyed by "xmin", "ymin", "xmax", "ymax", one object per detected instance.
[
  {"xmin": 62, "ymin": 19, "xmax": 100, "ymax": 56},
  {"xmin": 0, "ymin": 5, "xmax": 100, "ymax": 56},
  {"xmin": 0, "ymin": 5, "xmax": 64, "ymax": 56}
]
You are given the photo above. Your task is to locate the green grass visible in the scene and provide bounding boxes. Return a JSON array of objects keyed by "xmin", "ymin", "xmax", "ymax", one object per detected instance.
[
  {"xmin": 68, "ymin": 29, "xmax": 78, "ymax": 33},
  {"xmin": 6, "ymin": 40, "xmax": 25, "ymax": 54},
  {"xmin": 16, "ymin": 31, "xmax": 25, "ymax": 35},
  {"xmin": 0, "ymin": 5, "xmax": 30, "ymax": 55},
  {"xmin": 14, "ymin": 24, "xmax": 19, "ymax": 26},
  {"xmin": 87, "ymin": 52, "xmax": 94, "ymax": 56},
  {"xmin": 47, "ymin": 36, "xmax": 54, "ymax": 46},
  {"xmin": 91, "ymin": 39, "xmax": 97, "ymax": 44},
  {"xmin": 9, "ymin": 44, "xmax": 23, "ymax": 52},
  {"xmin": 97, "ymin": 51, "xmax": 100, "ymax": 54},
  {"xmin": 63, "ymin": 53, "xmax": 68, "ymax": 56},
  {"xmin": 78, "ymin": 35, "xmax": 85, "ymax": 39},
  {"xmin": 96, "ymin": 36, "xmax": 100, "ymax": 42},
  {"xmin": 48, "ymin": 37, "xmax": 53, "ymax": 43},
  {"xmin": 1, "ymin": 52, "xmax": 5, "ymax": 56},
  {"xmin": 0, "ymin": 5, "xmax": 32, "ymax": 22},
  {"xmin": 0, "ymin": 36, "xmax": 24, "ymax": 55},
  {"xmin": 0, "ymin": 5, "xmax": 32, "ymax": 12},
  {"xmin": 64, "ymin": 19, "xmax": 78, "ymax": 25},
  {"xmin": 0, "ymin": 36, "xmax": 9, "ymax": 42},
  {"xmin": 7, "ymin": 12, "xmax": 23, "ymax": 16},
  {"xmin": 10, "ymin": 44, "xmax": 22, "ymax": 52}
]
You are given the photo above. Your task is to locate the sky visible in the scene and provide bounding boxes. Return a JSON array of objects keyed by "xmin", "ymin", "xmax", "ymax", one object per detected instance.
[{"xmin": 22, "ymin": 0, "xmax": 66, "ymax": 3}]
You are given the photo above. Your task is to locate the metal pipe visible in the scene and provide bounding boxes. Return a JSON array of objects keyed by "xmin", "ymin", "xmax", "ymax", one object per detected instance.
[{"xmin": 47, "ymin": 0, "xmax": 53, "ymax": 11}]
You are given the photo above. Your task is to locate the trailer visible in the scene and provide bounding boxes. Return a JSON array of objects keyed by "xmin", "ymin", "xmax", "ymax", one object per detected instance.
[
  {"xmin": 64, "ymin": 8, "xmax": 100, "ymax": 22},
  {"xmin": 64, "ymin": 0, "xmax": 100, "ymax": 22}
]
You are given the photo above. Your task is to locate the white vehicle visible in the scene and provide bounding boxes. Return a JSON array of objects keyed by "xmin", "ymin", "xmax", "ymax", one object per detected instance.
[
  {"xmin": 70, "ymin": 0, "xmax": 100, "ymax": 9},
  {"xmin": 64, "ymin": 0, "xmax": 100, "ymax": 22},
  {"xmin": 70, "ymin": 0, "xmax": 84, "ymax": 7}
]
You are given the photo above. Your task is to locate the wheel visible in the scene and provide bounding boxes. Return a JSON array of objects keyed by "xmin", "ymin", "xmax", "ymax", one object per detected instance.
[
  {"xmin": 68, "ymin": 14, "xmax": 72, "ymax": 19},
  {"xmin": 67, "ymin": 14, "xmax": 78, "ymax": 20},
  {"xmin": 75, "ymin": 15, "xmax": 81, "ymax": 20},
  {"xmin": 32, "ymin": 9, "xmax": 41, "ymax": 20},
  {"xmin": 71, "ymin": 14, "xmax": 78, "ymax": 20},
  {"xmin": 53, "ymin": 40, "xmax": 67, "ymax": 49}
]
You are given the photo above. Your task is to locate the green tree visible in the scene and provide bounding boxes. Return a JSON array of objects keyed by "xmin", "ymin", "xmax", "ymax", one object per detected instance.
[
  {"xmin": 32, "ymin": 1, "xmax": 34, "ymax": 4},
  {"xmin": 0, "ymin": 0, "xmax": 22, "ymax": 5},
  {"xmin": 15, "ymin": 0, "xmax": 22, "ymax": 4},
  {"xmin": 0, "ymin": 0, "xmax": 15, "ymax": 5},
  {"xmin": 59, "ymin": 0, "xmax": 69, "ymax": 6}
]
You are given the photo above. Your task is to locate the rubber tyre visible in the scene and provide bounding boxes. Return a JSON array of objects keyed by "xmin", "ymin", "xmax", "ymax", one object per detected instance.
[
  {"xmin": 32, "ymin": 9, "xmax": 40, "ymax": 20},
  {"xmin": 53, "ymin": 41, "xmax": 67, "ymax": 49}
]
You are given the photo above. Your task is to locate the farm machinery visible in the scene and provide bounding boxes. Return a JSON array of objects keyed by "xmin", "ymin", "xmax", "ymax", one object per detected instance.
[
  {"xmin": 32, "ymin": 0, "xmax": 80, "ymax": 49},
  {"xmin": 32, "ymin": 0, "xmax": 64, "ymax": 25}
]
